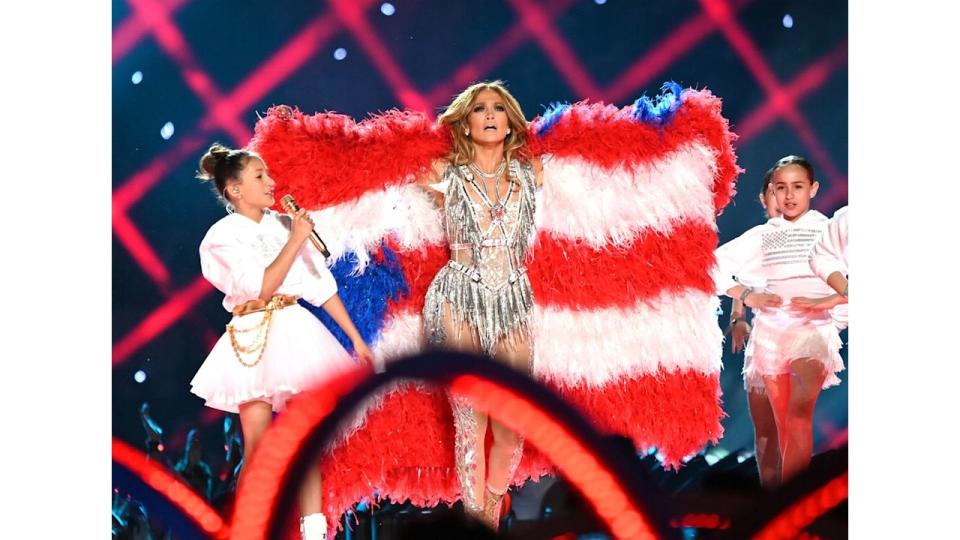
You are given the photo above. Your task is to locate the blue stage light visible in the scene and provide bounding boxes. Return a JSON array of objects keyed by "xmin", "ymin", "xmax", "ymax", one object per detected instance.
[
  {"xmin": 134, "ymin": 370, "xmax": 147, "ymax": 383},
  {"xmin": 381, "ymin": 3, "xmax": 395, "ymax": 16},
  {"xmin": 783, "ymin": 14, "xmax": 794, "ymax": 28},
  {"xmin": 131, "ymin": 71, "xmax": 143, "ymax": 85},
  {"xmin": 160, "ymin": 122, "xmax": 175, "ymax": 140}
]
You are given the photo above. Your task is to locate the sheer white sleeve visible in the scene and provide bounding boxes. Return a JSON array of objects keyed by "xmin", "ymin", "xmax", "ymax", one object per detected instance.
[
  {"xmin": 810, "ymin": 206, "xmax": 848, "ymax": 282},
  {"xmin": 712, "ymin": 225, "xmax": 764, "ymax": 296}
]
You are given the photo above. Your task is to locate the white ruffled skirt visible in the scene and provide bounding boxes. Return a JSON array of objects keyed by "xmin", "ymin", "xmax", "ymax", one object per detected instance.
[
  {"xmin": 743, "ymin": 307, "xmax": 844, "ymax": 394},
  {"xmin": 191, "ymin": 303, "xmax": 356, "ymax": 413}
]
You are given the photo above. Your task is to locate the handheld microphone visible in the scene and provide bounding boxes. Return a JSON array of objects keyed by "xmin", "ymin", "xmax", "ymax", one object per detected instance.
[{"xmin": 280, "ymin": 194, "xmax": 331, "ymax": 257}]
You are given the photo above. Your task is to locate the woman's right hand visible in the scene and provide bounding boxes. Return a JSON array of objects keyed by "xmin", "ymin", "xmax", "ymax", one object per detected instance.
[
  {"xmin": 744, "ymin": 291, "xmax": 782, "ymax": 310},
  {"xmin": 290, "ymin": 209, "xmax": 314, "ymax": 244}
]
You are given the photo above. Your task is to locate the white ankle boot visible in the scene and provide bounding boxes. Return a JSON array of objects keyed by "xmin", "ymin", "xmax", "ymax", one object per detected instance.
[{"xmin": 299, "ymin": 512, "xmax": 327, "ymax": 540}]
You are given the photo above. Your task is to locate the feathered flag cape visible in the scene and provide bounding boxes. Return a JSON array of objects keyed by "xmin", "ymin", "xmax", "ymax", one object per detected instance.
[{"xmin": 249, "ymin": 82, "xmax": 740, "ymax": 525}]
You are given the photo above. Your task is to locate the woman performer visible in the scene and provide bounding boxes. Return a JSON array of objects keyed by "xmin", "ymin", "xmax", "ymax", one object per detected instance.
[{"xmin": 419, "ymin": 81, "xmax": 542, "ymax": 527}]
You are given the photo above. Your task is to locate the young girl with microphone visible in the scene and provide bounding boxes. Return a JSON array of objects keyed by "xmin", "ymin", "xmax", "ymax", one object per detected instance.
[{"xmin": 189, "ymin": 143, "xmax": 373, "ymax": 539}]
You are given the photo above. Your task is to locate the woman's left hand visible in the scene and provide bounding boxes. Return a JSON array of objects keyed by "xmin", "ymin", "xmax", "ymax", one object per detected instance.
[{"xmin": 352, "ymin": 339, "xmax": 375, "ymax": 366}]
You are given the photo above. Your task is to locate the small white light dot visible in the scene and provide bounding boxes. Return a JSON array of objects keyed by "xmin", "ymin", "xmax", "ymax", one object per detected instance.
[
  {"xmin": 134, "ymin": 370, "xmax": 147, "ymax": 383},
  {"xmin": 380, "ymin": 2, "xmax": 395, "ymax": 16},
  {"xmin": 160, "ymin": 121, "xmax": 175, "ymax": 140},
  {"xmin": 131, "ymin": 71, "xmax": 143, "ymax": 85},
  {"xmin": 782, "ymin": 14, "xmax": 794, "ymax": 28},
  {"xmin": 333, "ymin": 47, "xmax": 347, "ymax": 61}
]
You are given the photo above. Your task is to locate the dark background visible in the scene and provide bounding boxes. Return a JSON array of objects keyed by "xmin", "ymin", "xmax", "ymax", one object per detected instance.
[{"xmin": 113, "ymin": 0, "xmax": 848, "ymax": 468}]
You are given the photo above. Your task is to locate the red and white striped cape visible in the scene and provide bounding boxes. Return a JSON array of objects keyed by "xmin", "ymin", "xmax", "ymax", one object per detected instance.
[{"xmin": 249, "ymin": 85, "xmax": 740, "ymax": 526}]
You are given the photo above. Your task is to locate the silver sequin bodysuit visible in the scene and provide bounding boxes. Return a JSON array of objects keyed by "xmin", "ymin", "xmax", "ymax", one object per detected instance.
[{"xmin": 423, "ymin": 159, "xmax": 537, "ymax": 357}]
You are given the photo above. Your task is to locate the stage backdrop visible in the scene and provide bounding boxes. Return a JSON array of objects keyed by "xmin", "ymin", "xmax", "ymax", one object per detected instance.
[{"xmin": 113, "ymin": 0, "xmax": 848, "ymax": 469}]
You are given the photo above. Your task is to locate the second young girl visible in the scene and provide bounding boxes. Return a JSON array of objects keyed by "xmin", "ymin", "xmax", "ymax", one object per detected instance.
[{"xmin": 714, "ymin": 155, "xmax": 844, "ymax": 486}]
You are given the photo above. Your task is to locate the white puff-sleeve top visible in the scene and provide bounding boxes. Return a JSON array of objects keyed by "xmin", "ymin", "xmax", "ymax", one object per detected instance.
[
  {"xmin": 199, "ymin": 210, "xmax": 338, "ymax": 312},
  {"xmin": 712, "ymin": 210, "xmax": 836, "ymax": 304}
]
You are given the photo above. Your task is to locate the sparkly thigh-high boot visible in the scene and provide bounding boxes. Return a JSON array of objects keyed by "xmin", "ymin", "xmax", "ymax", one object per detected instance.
[
  {"xmin": 450, "ymin": 394, "xmax": 488, "ymax": 519},
  {"xmin": 483, "ymin": 421, "xmax": 525, "ymax": 529},
  {"xmin": 479, "ymin": 327, "xmax": 533, "ymax": 529}
]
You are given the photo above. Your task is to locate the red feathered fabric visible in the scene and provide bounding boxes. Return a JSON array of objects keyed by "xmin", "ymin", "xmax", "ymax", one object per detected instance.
[{"xmin": 247, "ymin": 87, "xmax": 740, "ymax": 534}]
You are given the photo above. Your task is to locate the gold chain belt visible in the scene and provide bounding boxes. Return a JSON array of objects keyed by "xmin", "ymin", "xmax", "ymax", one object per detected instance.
[{"xmin": 226, "ymin": 294, "xmax": 300, "ymax": 367}]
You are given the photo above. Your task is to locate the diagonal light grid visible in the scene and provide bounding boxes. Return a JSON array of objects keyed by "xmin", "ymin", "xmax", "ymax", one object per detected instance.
[
  {"xmin": 736, "ymin": 40, "xmax": 849, "ymax": 208},
  {"xmin": 125, "ymin": 0, "xmax": 252, "ymax": 143},
  {"xmin": 116, "ymin": 0, "xmax": 307, "ymax": 358},
  {"xmin": 112, "ymin": 0, "xmax": 190, "ymax": 65},
  {"xmin": 112, "ymin": 0, "xmax": 576, "ymax": 364},
  {"xmin": 424, "ymin": 0, "xmax": 580, "ymax": 105},
  {"xmin": 112, "ymin": 11, "xmax": 349, "ymax": 272},
  {"xmin": 507, "ymin": 0, "xmax": 603, "ymax": 98},
  {"xmin": 111, "ymin": 0, "xmax": 725, "ymax": 293},
  {"xmin": 699, "ymin": 0, "xmax": 847, "ymax": 207},
  {"xmin": 603, "ymin": 0, "xmax": 755, "ymax": 102},
  {"xmin": 112, "ymin": 0, "xmax": 848, "ymax": 366},
  {"xmin": 117, "ymin": 0, "xmax": 255, "ymax": 355},
  {"xmin": 113, "ymin": 3, "xmax": 369, "ymax": 363},
  {"xmin": 328, "ymin": 0, "xmax": 430, "ymax": 111}
]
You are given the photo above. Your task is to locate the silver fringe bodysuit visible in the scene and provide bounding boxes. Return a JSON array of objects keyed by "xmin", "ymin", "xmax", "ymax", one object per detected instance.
[
  {"xmin": 424, "ymin": 160, "xmax": 537, "ymax": 355},
  {"xmin": 423, "ymin": 159, "xmax": 537, "ymax": 512}
]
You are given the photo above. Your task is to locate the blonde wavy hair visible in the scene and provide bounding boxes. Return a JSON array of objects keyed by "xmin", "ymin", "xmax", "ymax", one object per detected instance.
[{"xmin": 438, "ymin": 80, "xmax": 530, "ymax": 167}]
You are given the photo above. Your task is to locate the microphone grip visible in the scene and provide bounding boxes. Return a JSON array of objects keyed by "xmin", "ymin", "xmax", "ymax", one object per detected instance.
[
  {"xmin": 281, "ymin": 194, "xmax": 331, "ymax": 257},
  {"xmin": 309, "ymin": 230, "xmax": 331, "ymax": 258}
]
